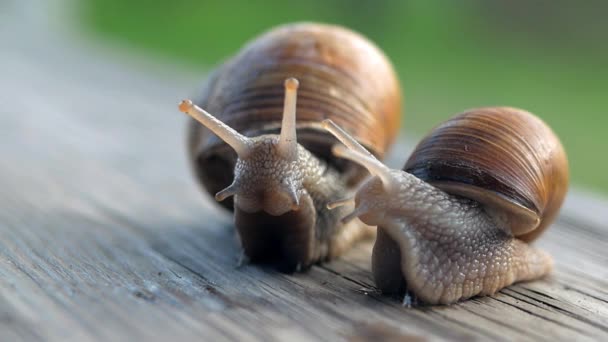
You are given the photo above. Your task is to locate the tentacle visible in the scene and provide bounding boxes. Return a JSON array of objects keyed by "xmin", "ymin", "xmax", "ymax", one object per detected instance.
[
  {"xmin": 331, "ymin": 144, "xmax": 395, "ymax": 191},
  {"xmin": 215, "ymin": 182, "xmax": 239, "ymax": 202},
  {"xmin": 179, "ymin": 100, "xmax": 252, "ymax": 157},
  {"xmin": 277, "ymin": 78, "xmax": 299, "ymax": 159},
  {"xmin": 322, "ymin": 119, "xmax": 375, "ymax": 159},
  {"xmin": 284, "ymin": 183, "xmax": 300, "ymax": 210}
]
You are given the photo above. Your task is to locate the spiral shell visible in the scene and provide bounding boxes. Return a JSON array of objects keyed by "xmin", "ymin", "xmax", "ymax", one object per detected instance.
[{"xmin": 404, "ymin": 107, "xmax": 569, "ymax": 241}]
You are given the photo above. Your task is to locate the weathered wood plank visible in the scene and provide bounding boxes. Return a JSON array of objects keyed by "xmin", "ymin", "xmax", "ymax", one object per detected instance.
[{"xmin": 0, "ymin": 1, "xmax": 607, "ymax": 341}]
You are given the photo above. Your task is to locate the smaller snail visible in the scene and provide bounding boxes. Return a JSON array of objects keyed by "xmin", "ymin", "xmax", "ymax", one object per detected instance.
[{"xmin": 323, "ymin": 107, "xmax": 569, "ymax": 304}]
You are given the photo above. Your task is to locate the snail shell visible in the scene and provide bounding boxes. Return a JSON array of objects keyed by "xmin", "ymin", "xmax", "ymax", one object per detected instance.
[
  {"xmin": 185, "ymin": 22, "xmax": 402, "ymax": 271},
  {"xmin": 404, "ymin": 107, "xmax": 569, "ymax": 241}
]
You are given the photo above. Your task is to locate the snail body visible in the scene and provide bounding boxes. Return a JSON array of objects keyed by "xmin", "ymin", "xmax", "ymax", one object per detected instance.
[
  {"xmin": 324, "ymin": 107, "xmax": 568, "ymax": 304},
  {"xmin": 182, "ymin": 23, "xmax": 402, "ymax": 272}
]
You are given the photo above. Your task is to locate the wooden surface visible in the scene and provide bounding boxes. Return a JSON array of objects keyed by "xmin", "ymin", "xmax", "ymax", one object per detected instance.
[{"xmin": 1, "ymin": 1, "xmax": 607, "ymax": 341}]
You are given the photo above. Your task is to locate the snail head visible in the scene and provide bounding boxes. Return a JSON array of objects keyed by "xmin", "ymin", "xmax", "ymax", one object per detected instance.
[{"xmin": 179, "ymin": 78, "xmax": 303, "ymax": 216}]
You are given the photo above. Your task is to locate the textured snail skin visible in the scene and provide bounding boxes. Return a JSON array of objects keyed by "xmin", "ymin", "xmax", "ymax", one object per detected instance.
[{"xmin": 358, "ymin": 174, "xmax": 552, "ymax": 304}]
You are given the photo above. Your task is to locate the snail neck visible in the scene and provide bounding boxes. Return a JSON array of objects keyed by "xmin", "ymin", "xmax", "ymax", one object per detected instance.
[
  {"xmin": 355, "ymin": 170, "xmax": 482, "ymax": 230},
  {"xmin": 366, "ymin": 171, "xmax": 521, "ymax": 304}
]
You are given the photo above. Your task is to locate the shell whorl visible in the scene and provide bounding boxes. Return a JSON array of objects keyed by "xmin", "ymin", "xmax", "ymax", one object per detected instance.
[{"xmin": 404, "ymin": 107, "xmax": 569, "ymax": 241}]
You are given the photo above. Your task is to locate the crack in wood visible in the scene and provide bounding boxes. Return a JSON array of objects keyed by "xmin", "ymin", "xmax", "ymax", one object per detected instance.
[
  {"xmin": 457, "ymin": 301, "xmax": 546, "ymax": 340},
  {"xmin": 509, "ymin": 288, "xmax": 608, "ymax": 333},
  {"xmin": 497, "ymin": 292, "xmax": 595, "ymax": 337}
]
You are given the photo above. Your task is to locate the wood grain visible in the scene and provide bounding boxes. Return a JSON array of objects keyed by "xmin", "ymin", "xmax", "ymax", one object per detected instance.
[{"xmin": 0, "ymin": 1, "xmax": 607, "ymax": 341}]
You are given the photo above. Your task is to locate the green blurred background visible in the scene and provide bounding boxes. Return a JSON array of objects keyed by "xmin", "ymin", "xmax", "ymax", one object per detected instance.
[{"xmin": 78, "ymin": 0, "xmax": 607, "ymax": 193}]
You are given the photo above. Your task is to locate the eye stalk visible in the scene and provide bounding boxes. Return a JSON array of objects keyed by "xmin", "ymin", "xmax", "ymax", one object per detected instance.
[
  {"xmin": 322, "ymin": 119, "xmax": 397, "ymax": 191},
  {"xmin": 331, "ymin": 144, "xmax": 396, "ymax": 192},
  {"xmin": 321, "ymin": 119, "xmax": 375, "ymax": 158},
  {"xmin": 278, "ymin": 78, "xmax": 299, "ymax": 160},
  {"xmin": 179, "ymin": 99, "xmax": 252, "ymax": 158},
  {"xmin": 179, "ymin": 76, "xmax": 301, "ymax": 161},
  {"xmin": 179, "ymin": 78, "xmax": 305, "ymax": 215}
]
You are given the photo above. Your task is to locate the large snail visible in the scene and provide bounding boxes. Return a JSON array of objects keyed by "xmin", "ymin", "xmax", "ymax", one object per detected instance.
[
  {"xmin": 324, "ymin": 107, "xmax": 569, "ymax": 304},
  {"xmin": 179, "ymin": 23, "xmax": 401, "ymax": 272}
]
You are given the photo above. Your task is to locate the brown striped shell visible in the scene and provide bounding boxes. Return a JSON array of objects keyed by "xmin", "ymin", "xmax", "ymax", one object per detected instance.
[
  {"xmin": 188, "ymin": 22, "xmax": 402, "ymax": 210},
  {"xmin": 404, "ymin": 107, "xmax": 569, "ymax": 241}
]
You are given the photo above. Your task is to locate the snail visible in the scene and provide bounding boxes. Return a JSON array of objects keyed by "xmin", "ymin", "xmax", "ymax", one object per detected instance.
[
  {"xmin": 323, "ymin": 106, "xmax": 569, "ymax": 304},
  {"xmin": 179, "ymin": 23, "xmax": 402, "ymax": 272}
]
